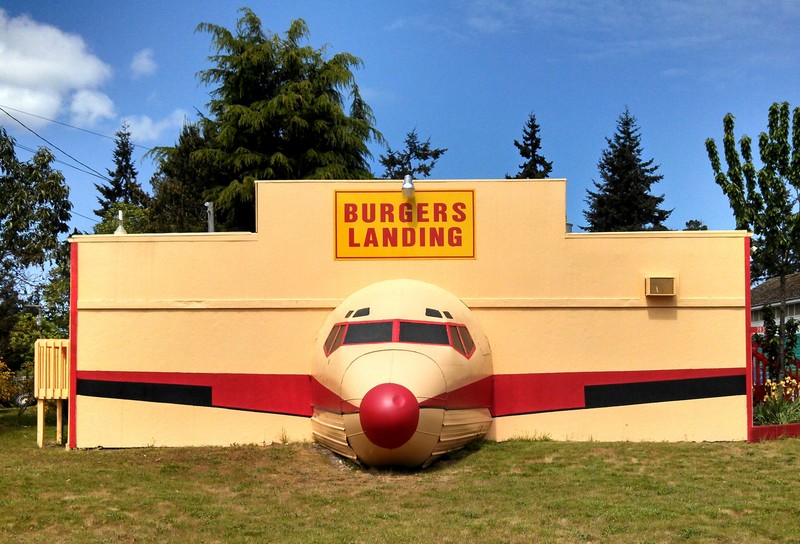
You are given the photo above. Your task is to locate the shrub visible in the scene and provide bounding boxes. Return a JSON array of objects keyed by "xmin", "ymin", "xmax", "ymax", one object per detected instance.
[
  {"xmin": 753, "ymin": 376, "xmax": 800, "ymax": 425},
  {"xmin": 0, "ymin": 360, "xmax": 17, "ymax": 405}
]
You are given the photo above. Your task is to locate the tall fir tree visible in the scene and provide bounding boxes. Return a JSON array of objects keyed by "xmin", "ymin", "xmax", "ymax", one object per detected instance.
[
  {"xmin": 584, "ymin": 108, "xmax": 671, "ymax": 231},
  {"xmin": 506, "ymin": 113, "xmax": 553, "ymax": 179},
  {"xmin": 170, "ymin": 9, "xmax": 383, "ymax": 231},
  {"xmin": 379, "ymin": 129, "xmax": 447, "ymax": 179},
  {"xmin": 148, "ymin": 123, "xmax": 210, "ymax": 233},
  {"xmin": 95, "ymin": 122, "xmax": 149, "ymax": 218}
]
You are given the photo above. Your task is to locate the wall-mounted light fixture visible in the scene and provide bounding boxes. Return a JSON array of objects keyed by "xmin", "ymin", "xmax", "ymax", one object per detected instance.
[{"xmin": 401, "ymin": 174, "xmax": 415, "ymax": 199}]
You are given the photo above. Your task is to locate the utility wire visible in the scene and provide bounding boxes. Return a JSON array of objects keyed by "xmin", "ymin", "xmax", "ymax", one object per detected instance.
[
  {"xmin": 0, "ymin": 105, "xmax": 158, "ymax": 227},
  {"xmin": 2, "ymin": 109, "xmax": 106, "ymax": 225},
  {"xmin": 0, "ymin": 103, "xmax": 152, "ymax": 151},
  {"xmin": 13, "ymin": 141, "xmax": 111, "ymax": 182},
  {"xmin": 0, "ymin": 105, "xmax": 110, "ymax": 182},
  {"xmin": 72, "ymin": 210, "xmax": 100, "ymax": 224},
  {"xmin": 11, "ymin": 143, "xmax": 102, "ymax": 225}
]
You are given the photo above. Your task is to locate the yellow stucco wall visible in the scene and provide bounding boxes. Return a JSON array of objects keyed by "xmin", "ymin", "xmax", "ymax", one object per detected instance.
[
  {"xmin": 71, "ymin": 179, "xmax": 749, "ymax": 447},
  {"xmin": 488, "ymin": 396, "xmax": 745, "ymax": 442},
  {"xmin": 75, "ymin": 396, "xmax": 311, "ymax": 447}
]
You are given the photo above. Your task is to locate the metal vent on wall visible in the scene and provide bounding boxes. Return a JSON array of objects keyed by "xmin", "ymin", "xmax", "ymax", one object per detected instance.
[{"xmin": 646, "ymin": 277, "xmax": 675, "ymax": 297}]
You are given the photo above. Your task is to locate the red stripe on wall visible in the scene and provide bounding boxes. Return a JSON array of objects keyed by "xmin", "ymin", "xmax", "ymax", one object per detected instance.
[
  {"xmin": 211, "ymin": 374, "xmax": 311, "ymax": 415},
  {"xmin": 68, "ymin": 241, "xmax": 78, "ymax": 449},
  {"xmin": 492, "ymin": 367, "xmax": 745, "ymax": 417},
  {"xmin": 77, "ymin": 371, "xmax": 313, "ymax": 417}
]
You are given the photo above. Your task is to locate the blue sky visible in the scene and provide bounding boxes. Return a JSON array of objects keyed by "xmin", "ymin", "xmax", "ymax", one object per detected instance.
[{"xmin": 2, "ymin": 0, "xmax": 799, "ymax": 233}]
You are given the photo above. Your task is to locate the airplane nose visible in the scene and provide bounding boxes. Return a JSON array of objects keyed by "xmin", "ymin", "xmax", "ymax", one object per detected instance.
[{"xmin": 359, "ymin": 383, "xmax": 420, "ymax": 449}]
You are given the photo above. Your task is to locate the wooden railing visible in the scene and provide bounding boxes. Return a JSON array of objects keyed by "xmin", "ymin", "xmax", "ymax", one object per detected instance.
[{"xmin": 33, "ymin": 339, "xmax": 70, "ymax": 448}]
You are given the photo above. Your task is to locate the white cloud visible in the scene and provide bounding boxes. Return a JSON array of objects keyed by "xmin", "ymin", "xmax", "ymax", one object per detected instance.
[
  {"xmin": 0, "ymin": 86, "xmax": 62, "ymax": 120},
  {"xmin": 0, "ymin": 9, "xmax": 112, "ymax": 127},
  {"xmin": 131, "ymin": 49, "xmax": 157, "ymax": 79},
  {"xmin": 70, "ymin": 89, "xmax": 115, "ymax": 127},
  {"xmin": 126, "ymin": 109, "xmax": 189, "ymax": 143},
  {"xmin": 464, "ymin": 0, "xmax": 515, "ymax": 34},
  {"xmin": 459, "ymin": 0, "xmax": 800, "ymax": 60}
]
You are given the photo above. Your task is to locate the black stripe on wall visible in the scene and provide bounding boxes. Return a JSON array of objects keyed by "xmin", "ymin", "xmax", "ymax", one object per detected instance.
[
  {"xmin": 584, "ymin": 375, "xmax": 746, "ymax": 409},
  {"xmin": 77, "ymin": 379, "xmax": 212, "ymax": 407}
]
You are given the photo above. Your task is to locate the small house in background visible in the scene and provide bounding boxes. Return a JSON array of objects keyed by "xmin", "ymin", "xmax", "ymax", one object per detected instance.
[
  {"xmin": 751, "ymin": 273, "xmax": 800, "ymax": 327},
  {"xmin": 750, "ymin": 273, "xmax": 800, "ymax": 357}
]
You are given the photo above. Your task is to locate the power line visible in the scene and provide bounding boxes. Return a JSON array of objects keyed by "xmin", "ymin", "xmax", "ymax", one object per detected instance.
[
  {"xmin": 0, "ymin": 106, "xmax": 170, "ymax": 233},
  {"xmin": 13, "ymin": 141, "xmax": 110, "ymax": 182},
  {"xmin": 72, "ymin": 209, "xmax": 100, "ymax": 224},
  {"xmin": 0, "ymin": 105, "xmax": 158, "ymax": 228},
  {"xmin": 1, "ymin": 108, "xmax": 106, "ymax": 225},
  {"xmin": 10, "ymin": 142, "xmax": 102, "ymax": 225},
  {"xmin": 0, "ymin": 105, "xmax": 111, "ymax": 182},
  {"xmin": 0, "ymin": 103, "xmax": 152, "ymax": 151}
]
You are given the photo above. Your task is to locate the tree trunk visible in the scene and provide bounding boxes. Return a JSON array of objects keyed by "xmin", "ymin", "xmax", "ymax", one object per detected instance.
[{"xmin": 779, "ymin": 273, "xmax": 787, "ymax": 382}]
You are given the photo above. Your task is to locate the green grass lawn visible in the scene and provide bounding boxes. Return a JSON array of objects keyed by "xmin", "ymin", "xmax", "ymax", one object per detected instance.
[{"xmin": 2, "ymin": 407, "xmax": 800, "ymax": 543}]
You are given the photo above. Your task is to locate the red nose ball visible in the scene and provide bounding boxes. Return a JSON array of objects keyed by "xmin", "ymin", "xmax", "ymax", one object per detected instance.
[{"xmin": 359, "ymin": 383, "xmax": 420, "ymax": 449}]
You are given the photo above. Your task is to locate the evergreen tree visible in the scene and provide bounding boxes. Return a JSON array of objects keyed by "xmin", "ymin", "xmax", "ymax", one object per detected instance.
[
  {"xmin": 506, "ymin": 113, "xmax": 553, "ymax": 179},
  {"xmin": 95, "ymin": 122, "xmax": 148, "ymax": 218},
  {"xmin": 147, "ymin": 123, "xmax": 209, "ymax": 233},
  {"xmin": 683, "ymin": 219, "xmax": 708, "ymax": 231},
  {"xmin": 93, "ymin": 203, "xmax": 152, "ymax": 235},
  {"xmin": 379, "ymin": 129, "xmax": 447, "ymax": 179},
  {"xmin": 584, "ymin": 108, "xmax": 671, "ymax": 231},
  {"xmin": 165, "ymin": 9, "xmax": 383, "ymax": 231}
]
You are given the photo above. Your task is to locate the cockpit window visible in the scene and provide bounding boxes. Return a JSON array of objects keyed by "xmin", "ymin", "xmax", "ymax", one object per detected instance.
[
  {"xmin": 352, "ymin": 307, "xmax": 370, "ymax": 318},
  {"xmin": 343, "ymin": 321, "xmax": 392, "ymax": 344},
  {"xmin": 456, "ymin": 325, "xmax": 475, "ymax": 354},
  {"xmin": 450, "ymin": 325, "xmax": 466, "ymax": 355},
  {"xmin": 324, "ymin": 319, "xmax": 476, "ymax": 358},
  {"xmin": 399, "ymin": 322, "xmax": 449, "ymax": 345},
  {"xmin": 324, "ymin": 324, "xmax": 345, "ymax": 354},
  {"xmin": 425, "ymin": 308, "xmax": 443, "ymax": 318},
  {"xmin": 324, "ymin": 325, "xmax": 340, "ymax": 353}
]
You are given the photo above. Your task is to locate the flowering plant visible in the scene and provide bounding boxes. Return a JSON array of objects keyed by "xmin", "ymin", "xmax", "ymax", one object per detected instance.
[{"xmin": 754, "ymin": 376, "xmax": 800, "ymax": 425}]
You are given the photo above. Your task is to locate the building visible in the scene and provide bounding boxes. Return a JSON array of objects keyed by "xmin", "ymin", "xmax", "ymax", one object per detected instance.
[
  {"xmin": 66, "ymin": 179, "xmax": 752, "ymax": 454},
  {"xmin": 751, "ymin": 273, "xmax": 800, "ymax": 329}
]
